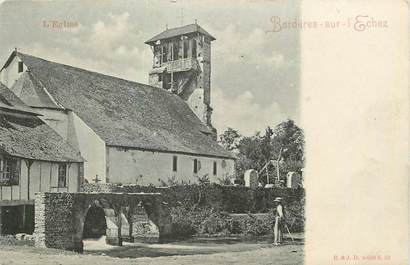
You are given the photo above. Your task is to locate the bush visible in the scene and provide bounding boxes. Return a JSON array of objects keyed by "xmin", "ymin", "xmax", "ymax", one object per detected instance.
[
  {"xmin": 243, "ymin": 218, "xmax": 271, "ymax": 236},
  {"xmin": 199, "ymin": 212, "xmax": 231, "ymax": 235},
  {"xmin": 229, "ymin": 213, "xmax": 273, "ymax": 236},
  {"xmin": 170, "ymin": 207, "xmax": 277, "ymax": 237},
  {"xmin": 82, "ymin": 183, "xmax": 305, "ymax": 235},
  {"xmin": 82, "ymin": 183, "xmax": 304, "ymax": 214},
  {"xmin": 169, "ymin": 207, "xmax": 196, "ymax": 237},
  {"xmin": 284, "ymin": 196, "xmax": 305, "ymax": 232}
]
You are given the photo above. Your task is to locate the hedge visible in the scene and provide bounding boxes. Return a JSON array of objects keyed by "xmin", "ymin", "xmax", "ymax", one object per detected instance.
[
  {"xmin": 81, "ymin": 183, "xmax": 304, "ymax": 214},
  {"xmin": 81, "ymin": 183, "xmax": 305, "ymax": 236}
]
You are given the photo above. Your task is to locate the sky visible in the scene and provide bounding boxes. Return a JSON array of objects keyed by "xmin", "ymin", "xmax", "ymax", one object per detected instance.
[{"xmin": 0, "ymin": 0, "xmax": 300, "ymax": 136}]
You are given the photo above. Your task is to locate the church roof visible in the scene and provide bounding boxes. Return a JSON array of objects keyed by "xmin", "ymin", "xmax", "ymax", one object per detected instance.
[
  {"xmin": 10, "ymin": 71, "xmax": 60, "ymax": 109},
  {"xmin": 10, "ymin": 52, "xmax": 233, "ymax": 159},
  {"xmin": 145, "ymin": 23, "xmax": 216, "ymax": 45},
  {"xmin": 0, "ymin": 83, "xmax": 83, "ymax": 162}
]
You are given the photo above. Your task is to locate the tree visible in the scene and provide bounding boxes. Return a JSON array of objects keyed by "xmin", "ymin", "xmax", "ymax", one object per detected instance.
[
  {"xmin": 271, "ymin": 119, "xmax": 304, "ymax": 173},
  {"xmin": 218, "ymin": 127, "xmax": 242, "ymax": 152},
  {"xmin": 218, "ymin": 119, "xmax": 304, "ymax": 185}
]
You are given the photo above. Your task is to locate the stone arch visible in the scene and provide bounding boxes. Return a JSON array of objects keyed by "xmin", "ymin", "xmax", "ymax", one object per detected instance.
[
  {"xmin": 127, "ymin": 201, "xmax": 160, "ymax": 242},
  {"xmin": 72, "ymin": 199, "xmax": 121, "ymax": 252},
  {"xmin": 81, "ymin": 199, "xmax": 121, "ymax": 246},
  {"xmin": 34, "ymin": 193, "xmax": 173, "ymax": 253},
  {"xmin": 140, "ymin": 199, "xmax": 172, "ymax": 239},
  {"xmin": 83, "ymin": 204, "xmax": 107, "ymax": 239}
]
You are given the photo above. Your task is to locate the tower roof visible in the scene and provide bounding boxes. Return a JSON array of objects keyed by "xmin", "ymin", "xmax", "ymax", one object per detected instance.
[{"xmin": 145, "ymin": 23, "xmax": 216, "ymax": 45}]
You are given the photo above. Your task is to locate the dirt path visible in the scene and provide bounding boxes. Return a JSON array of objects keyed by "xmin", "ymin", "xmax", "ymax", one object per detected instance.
[{"xmin": 0, "ymin": 244, "xmax": 303, "ymax": 265}]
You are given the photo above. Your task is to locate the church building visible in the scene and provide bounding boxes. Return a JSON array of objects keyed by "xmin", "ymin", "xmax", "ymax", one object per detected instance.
[{"xmin": 0, "ymin": 23, "xmax": 235, "ymax": 186}]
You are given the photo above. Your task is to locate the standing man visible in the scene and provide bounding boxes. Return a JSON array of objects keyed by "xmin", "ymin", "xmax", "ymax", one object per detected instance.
[{"xmin": 273, "ymin": 197, "xmax": 284, "ymax": 245}]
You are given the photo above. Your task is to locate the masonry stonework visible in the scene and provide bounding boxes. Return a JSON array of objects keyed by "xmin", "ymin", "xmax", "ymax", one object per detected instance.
[
  {"xmin": 146, "ymin": 25, "xmax": 216, "ymax": 134},
  {"xmin": 34, "ymin": 193, "xmax": 75, "ymax": 249},
  {"xmin": 34, "ymin": 192, "xmax": 172, "ymax": 252}
]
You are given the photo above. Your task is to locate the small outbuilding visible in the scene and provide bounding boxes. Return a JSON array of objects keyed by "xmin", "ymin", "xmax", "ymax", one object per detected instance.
[{"xmin": 0, "ymin": 82, "xmax": 84, "ymax": 235}]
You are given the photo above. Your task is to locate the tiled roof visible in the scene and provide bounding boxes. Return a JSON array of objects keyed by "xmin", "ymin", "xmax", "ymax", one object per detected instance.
[
  {"xmin": 14, "ymin": 52, "xmax": 233, "ymax": 159},
  {"xmin": 145, "ymin": 23, "xmax": 216, "ymax": 45},
  {"xmin": 10, "ymin": 71, "xmax": 60, "ymax": 109},
  {"xmin": 0, "ymin": 82, "xmax": 40, "ymax": 115},
  {"xmin": 0, "ymin": 85, "xmax": 83, "ymax": 162},
  {"xmin": 0, "ymin": 114, "xmax": 84, "ymax": 162}
]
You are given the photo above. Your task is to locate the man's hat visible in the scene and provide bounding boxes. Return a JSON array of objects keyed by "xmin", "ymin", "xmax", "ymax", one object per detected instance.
[{"xmin": 274, "ymin": 197, "xmax": 282, "ymax": 202}]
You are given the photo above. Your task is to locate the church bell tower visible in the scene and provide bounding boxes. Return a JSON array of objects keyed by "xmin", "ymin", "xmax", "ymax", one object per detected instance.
[{"xmin": 145, "ymin": 22, "xmax": 216, "ymax": 137}]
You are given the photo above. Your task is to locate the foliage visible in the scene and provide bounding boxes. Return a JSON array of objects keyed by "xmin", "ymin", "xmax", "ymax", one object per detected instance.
[
  {"xmin": 219, "ymin": 119, "xmax": 304, "ymax": 185},
  {"xmin": 165, "ymin": 185, "xmax": 305, "ymax": 237},
  {"xmin": 284, "ymin": 195, "xmax": 305, "ymax": 232},
  {"xmin": 242, "ymin": 217, "xmax": 272, "ymax": 236},
  {"xmin": 199, "ymin": 211, "xmax": 231, "ymax": 235},
  {"xmin": 159, "ymin": 176, "xmax": 180, "ymax": 187},
  {"xmin": 218, "ymin": 127, "xmax": 241, "ymax": 152},
  {"xmin": 272, "ymin": 120, "xmax": 304, "ymax": 173},
  {"xmin": 169, "ymin": 207, "xmax": 196, "ymax": 237},
  {"xmin": 83, "ymin": 182, "xmax": 304, "ymax": 213},
  {"xmin": 196, "ymin": 174, "xmax": 210, "ymax": 184},
  {"xmin": 217, "ymin": 175, "xmax": 233, "ymax": 185},
  {"xmin": 83, "ymin": 183, "xmax": 305, "ymax": 237}
]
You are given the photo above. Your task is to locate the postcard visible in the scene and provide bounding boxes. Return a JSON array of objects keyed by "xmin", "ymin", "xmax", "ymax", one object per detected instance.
[{"xmin": 0, "ymin": 0, "xmax": 407, "ymax": 264}]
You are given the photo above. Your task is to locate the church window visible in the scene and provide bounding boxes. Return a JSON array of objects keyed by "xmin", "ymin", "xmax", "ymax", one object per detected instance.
[
  {"xmin": 18, "ymin": 61, "xmax": 23, "ymax": 73},
  {"xmin": 213, "ymin": 161, "xmax": 217, "ymax": 175},
  {"xmin": 193, "ymin": 159, "xmax": 198, "ymax": 174},
  {"xmin": 58, "ymin": 163, "xmax": 67, "ymax": 188},
  {"xmin": 173, "ymin": 156, "xmax": 178, "ymax": 172}
]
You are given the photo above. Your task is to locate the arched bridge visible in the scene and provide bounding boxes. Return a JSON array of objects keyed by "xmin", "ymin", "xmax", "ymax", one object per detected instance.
[{"xmin": 33, "ymin": 192, "xmax": 172, "ymax": 252}]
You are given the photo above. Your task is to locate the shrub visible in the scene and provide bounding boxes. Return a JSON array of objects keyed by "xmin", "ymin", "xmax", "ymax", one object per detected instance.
[
  {"xmin": 169, "ymin": 207, "xmax": 196, "ymax": 237},
  {"xmin": 284, "ymin": 196, "xmax": 305, "ymax": 232},
  {"xmin": 217, "ymin": 175, "xmax": 233, "ymax": 185},
  {"xmin": 82, "ymin": 183, "xmax": 305, "ymax": 235},
  {"xmin": 199, "ymin": 212, "xmax": 231, "ymax": 235},
  {"xmin": 243, "ymin": 218, "xmax": 271, "ymax": 236},
  {"xmin": 228, "ymin": 213, "xmax": 273, "ymax": 236}
]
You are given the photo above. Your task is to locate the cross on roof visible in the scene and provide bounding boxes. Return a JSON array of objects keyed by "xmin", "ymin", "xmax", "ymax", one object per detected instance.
[{"xmin": 92, "ymin": 175, "xmax": 101, "ymax": 183}]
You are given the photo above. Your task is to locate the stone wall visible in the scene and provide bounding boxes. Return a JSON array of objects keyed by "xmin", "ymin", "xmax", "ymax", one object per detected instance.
[
  {"xmin": 34, "ymin": 192, "xmax": 172, "ymax": 252},
  {"xmin": 34, "ymin": 193, "xmax": 76, "ymax": 250}
]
